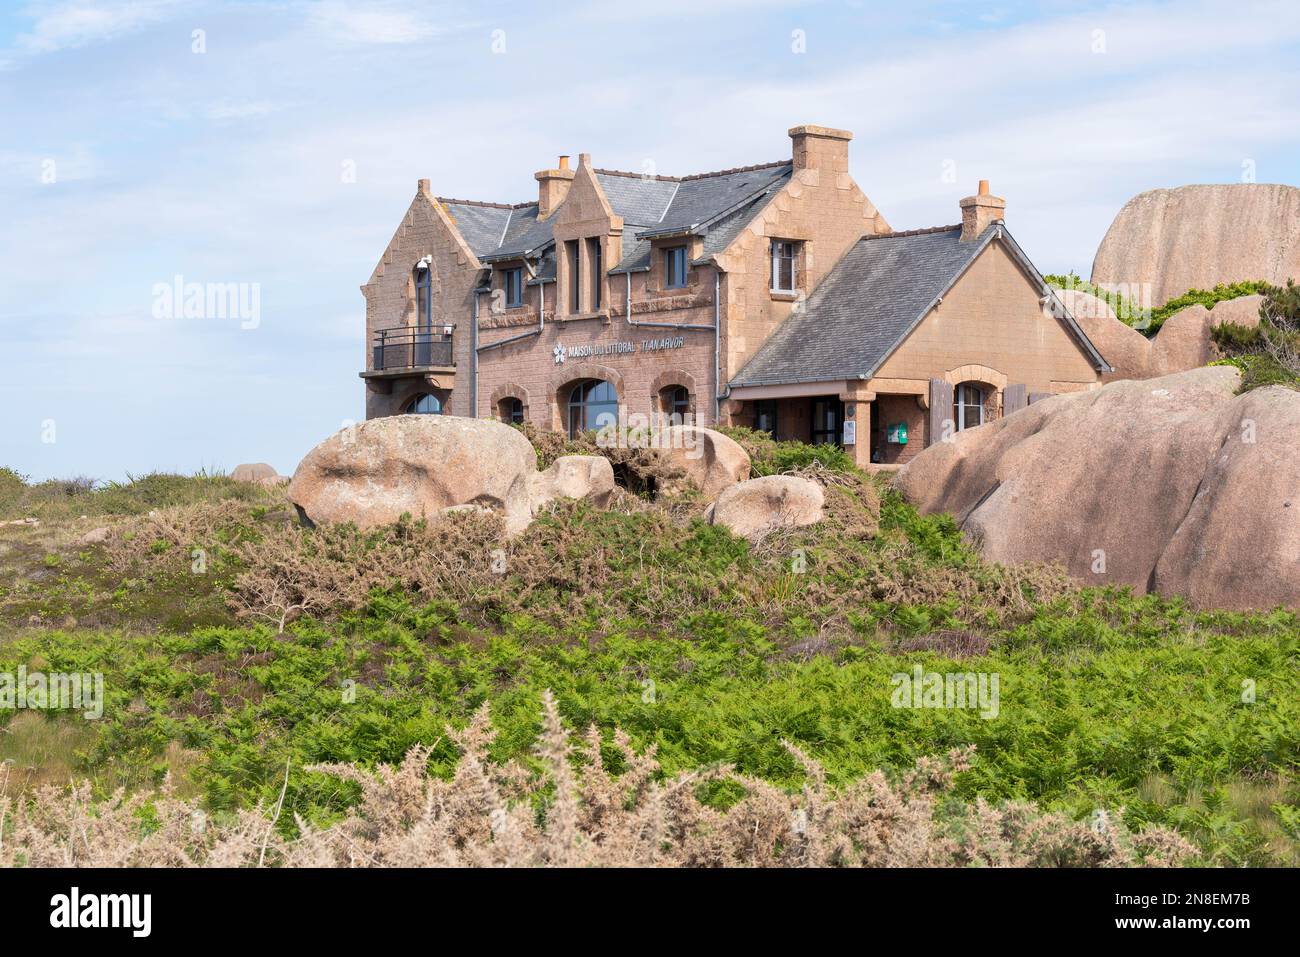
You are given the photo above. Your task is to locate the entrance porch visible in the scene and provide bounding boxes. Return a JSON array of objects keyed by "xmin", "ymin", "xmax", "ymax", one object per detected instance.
[{"xmin": 727, "ymin": 380, "xmax": 932, "ymax": 468}]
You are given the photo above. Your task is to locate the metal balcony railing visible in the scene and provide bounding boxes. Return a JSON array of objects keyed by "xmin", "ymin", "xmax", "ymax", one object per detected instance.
[{"xmin": 372, "ymin": 325, "xmax": 455, "ymax": 371}]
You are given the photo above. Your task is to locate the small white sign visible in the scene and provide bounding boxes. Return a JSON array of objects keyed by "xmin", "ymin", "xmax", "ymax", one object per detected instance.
[{"xmin": 842, "ymin": 421, "xmax": 856, "ymax": 445}]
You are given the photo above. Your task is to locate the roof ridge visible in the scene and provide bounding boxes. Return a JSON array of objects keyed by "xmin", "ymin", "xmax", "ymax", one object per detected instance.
[
  {"xmin": 592, "ymin": 159, "xmax": 792, "ymax": 183},
  {"xmin": 679, "ymin": 160, "xmax": 791, "ymax": 181},
  {"xmin": 860, "ymin": 224, "xmax": 962, "ymax": 241},
  {"xmin": 437, "ymin": 196, "xmax": 534, "ymax": 210},
  {"xmin": 593, "ymin": 167, "xmax": 681, "ymax": 182}
]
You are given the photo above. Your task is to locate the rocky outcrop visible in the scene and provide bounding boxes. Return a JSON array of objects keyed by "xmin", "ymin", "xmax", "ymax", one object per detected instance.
[
  {"xmin": 1149, "ymin": 294, "xmax": 1265, "ymax": 377},
  {"xmin": 290, "ymin": 417, "xmax": 531, "ymax": 535},
  {"xmin": 1152, "ymin": 386, "xmax": 1300, "ymax": 609},
  {"xmin": 706, "ymin": 475, "xmax": 825, "ymax": 541},
  {"xmin": 895, "ymin": 367, "xmax": 1299, "ymax": 610},
  {"xmin": 231, "ymin": 463, "xmax": 279, "ymax": 483},
  {"xmin": 1067, "ymin": 291, "xmax": 1266, "ymax": 381},
  {"xmin": 1061, "ymin": 289, "xmax": 1149, "ymax": 381},
  {"xmin": 1091, "ymin": 184, "xmax": 1300, "ymax": 306},
  {"xmin": 658, "ymin": 426, "xmax": 751, "ymax": 497},
  {"xmin": 290, "ymin": 418, "xmax": 617, "ymax": 535},
  {"xmin": 529, "ymin": 455, "xmax": 615, "ymax": 513}
]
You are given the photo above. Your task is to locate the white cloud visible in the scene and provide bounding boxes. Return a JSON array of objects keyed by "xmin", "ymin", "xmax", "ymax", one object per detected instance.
[
  {"xmin": 307, "ymin": 1, "xmax": 445, "ymax": 44},
  {"xmin": 16, "ymin": 0, "xmax": 181, "ymax": 55},
  {"xmin": 206, "ymin": 99, "xmax": 285, "ymax": 121}
]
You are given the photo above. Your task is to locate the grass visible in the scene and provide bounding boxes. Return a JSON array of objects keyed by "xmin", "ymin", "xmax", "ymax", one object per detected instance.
[
  {"xmin": 0, "ymin": 446, "xmax": 1296, "ymax": 866},
  {"xmin": 0, "ymin": 468, "xmax": 281, "ymax": 523}
]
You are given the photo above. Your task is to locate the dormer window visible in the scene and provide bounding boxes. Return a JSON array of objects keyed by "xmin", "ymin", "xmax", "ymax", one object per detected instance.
[
  {"xmin": 664, "ymin": 246, "xmax": 688, "ymax": 289},
  {"xmin": 503, "ymin": 267, "xmax": 523, "ymax": 308},
  {"xmin": 771, "ymin": 240, "xmax": 797, "ymax": 293}
]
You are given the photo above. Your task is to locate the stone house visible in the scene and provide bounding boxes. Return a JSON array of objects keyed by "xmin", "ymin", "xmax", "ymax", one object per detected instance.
[{"xmin": 361, "ymin": 124, "xmax": 1110, "ymax": 466}]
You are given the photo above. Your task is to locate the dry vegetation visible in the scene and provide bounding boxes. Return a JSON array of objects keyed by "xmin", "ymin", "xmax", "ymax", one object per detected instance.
[
  {"xmin": 2, "ymin": 439, "xmax": 1295, "ymax": 868},
  {"xmin": 0, "ymin": 694, "xmax": 1193, "ymax": 868},
  {"xmin": 87, "ymin": 465, "xmax": 1067, "ymax": 641}
]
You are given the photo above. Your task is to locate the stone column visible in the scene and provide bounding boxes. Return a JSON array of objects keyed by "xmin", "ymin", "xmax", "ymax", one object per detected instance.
[{"xmin": 840, "ymin": 391, "xmax": 874, "ymax": 468}]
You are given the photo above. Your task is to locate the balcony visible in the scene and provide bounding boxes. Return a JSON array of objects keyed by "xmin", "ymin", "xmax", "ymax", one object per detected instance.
[{"xmin": 369, "ymin": 324, "xmax": 455, "ymax": 374}]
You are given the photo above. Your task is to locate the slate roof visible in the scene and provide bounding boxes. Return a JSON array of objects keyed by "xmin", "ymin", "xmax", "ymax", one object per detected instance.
[
  {"xmin": 729, "ymin": 224, "xmax": 1111, "ymax": 388},
  {"xmin": 438, "ymin": 161, "xmax": 792, "ymax": 275}
]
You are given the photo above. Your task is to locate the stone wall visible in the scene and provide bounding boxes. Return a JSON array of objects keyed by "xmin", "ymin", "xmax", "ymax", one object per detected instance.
[
  {"xmin": 361, "ymin": 181, "xmax": 487, "ymax": 419},
  {"xmin": 874, "ymin": 242, "xmax": 1100, "ymax": 396}
]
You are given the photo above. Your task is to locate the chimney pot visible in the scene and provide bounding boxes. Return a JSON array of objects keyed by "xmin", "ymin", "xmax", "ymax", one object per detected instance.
[
  {"xmin": 978, "ymin": 179, "xmax": 989, "ymax": 196},
  {"xmin": 535, "ymin": 156, "xmax": 577, "ymax": 220}
]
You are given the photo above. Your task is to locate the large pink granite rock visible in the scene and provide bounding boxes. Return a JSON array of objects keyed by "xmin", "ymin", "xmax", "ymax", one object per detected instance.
[
  {"xmin": 896, "ymin": 366, "xmax": 1299, "ymax": 610},
  {"xmin": 1091, "ymin": 184, "xmax": 1300, "ymax": 306}
]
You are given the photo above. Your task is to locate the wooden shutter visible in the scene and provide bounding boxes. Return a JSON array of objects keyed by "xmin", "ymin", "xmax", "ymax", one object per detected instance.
[
  {"xmin": 928, "ymin": 378, "xmax": 953, "ymax": 446},
  {"xmin": 1028, "ymin": 391, "xmax": 1053, "ymax": 405},
  {"xmin": 1004, "ymin": 383, "xmax": 1027, "ymax": 415}
]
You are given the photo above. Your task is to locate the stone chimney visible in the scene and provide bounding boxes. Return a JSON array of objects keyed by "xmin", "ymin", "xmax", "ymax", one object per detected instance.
[
  {"xmin": 788, "ymin": 124, "xmax": 852, "ymax": 174},
  {"xmin": 959, "ymin": 180, "xmax": 1006, "ymax": 241},
  {"xmin": 535, "ymin": 154, "xmax": 575, "ymax": 219}
]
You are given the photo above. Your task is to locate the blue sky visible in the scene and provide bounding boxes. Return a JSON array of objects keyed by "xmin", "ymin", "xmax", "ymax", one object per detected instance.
[{"xmin": 2, "ymin": 0, "xmax": 1299, "ymax": 481}]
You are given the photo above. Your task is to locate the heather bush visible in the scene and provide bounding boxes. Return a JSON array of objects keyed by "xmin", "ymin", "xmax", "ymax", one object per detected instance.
[
  {"xmin": 718, "ymin": 426, "xmax": 854, "ymax": 476},
  {"xmin": 0, "ymin": 694, "xmax": 1195, "ymax": 868},
  {"xmin": 203, "ymin": 479, "xmax": 1061, "ymax": 638},
  {"xmin": 513, "ymin": 422, "xmax": 686, "ymax": 493}
]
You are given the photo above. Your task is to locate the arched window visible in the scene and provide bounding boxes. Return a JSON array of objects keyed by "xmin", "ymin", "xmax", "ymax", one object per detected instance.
[
  {"xmin": 405, "ymin": 393, "xmax": 443, "ymax": 415},
  {"xmin": 660, "ymin": 385, "xmax": 690, "ymax": 420},
  {"xmin": 500, "ymin": 397, "xmax": 524, "ymax": 425},
  {"xmin": 566, "ymin": 379, "xmax": 618, "ymax": 438},
  {"xmin": 952, "ymin": 382, "xmax": 986, "ymax": 431}
]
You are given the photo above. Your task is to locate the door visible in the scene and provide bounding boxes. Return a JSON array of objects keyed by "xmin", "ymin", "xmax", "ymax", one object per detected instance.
[
  {"xmin": 811, "ymin": 396, "xmax": 843, "ymax": 446},
  {"xmin": 870, "ymin": 400, "xmax": 881, "ymax": 463},
  {"xmin": 415, "ymin": 266, "xmax": 434, "ymax": 366}
]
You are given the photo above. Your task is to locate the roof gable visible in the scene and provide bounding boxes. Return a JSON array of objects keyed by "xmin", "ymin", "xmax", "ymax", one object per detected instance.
[
  {"xmin": 730, "ymin": 224, "xmax": 1110, "ymax": 389},
  {"xmin": 365, "ymin": 186, "xmax": 484, "ymax": 286}
]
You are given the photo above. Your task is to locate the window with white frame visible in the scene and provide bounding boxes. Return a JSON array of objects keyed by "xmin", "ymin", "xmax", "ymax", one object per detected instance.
[
  {"xmin": 952, "ymin": 382, "xmax": 987, "ymax": 431},
  {"xmin": 770, "ymin": 240, "xmax": 797, "ymax": 293}
]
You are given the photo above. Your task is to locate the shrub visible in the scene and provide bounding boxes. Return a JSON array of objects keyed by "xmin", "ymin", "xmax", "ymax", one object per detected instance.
[
  {"xmin": 1045, "ymin": 274, "xmax": 1271, "ymax": 336},
  {"xmin": 513, "ymin": 422, "xmax": 684, "ymax": 494},
  {"xmin": 0, "ymin": 693, "xmax": 1195, "ymax": 868},
  {"xmin": 0, "ymin": 467, "xmax": 28, "ymax": 510},
  {"xmin": 717, "ymin": 426, "xmax": 854, "ymax": 476},
  {"xmin": 1210, "ymin": 279, "xmax": 1300, "ymax": 391}
]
